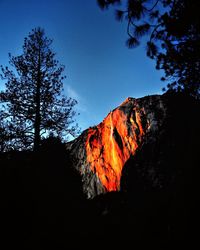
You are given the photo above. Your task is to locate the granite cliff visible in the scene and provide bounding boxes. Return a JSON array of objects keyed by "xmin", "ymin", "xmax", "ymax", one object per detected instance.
[{"xmin": 67, "ymin": 94, "xmax": 168, "ymax": 198}]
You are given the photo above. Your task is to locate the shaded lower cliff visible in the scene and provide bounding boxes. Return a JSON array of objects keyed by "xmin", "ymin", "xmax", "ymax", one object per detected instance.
[{"xmin": 121, "ymin": 93, "xmax": 199, "ymax": 193}]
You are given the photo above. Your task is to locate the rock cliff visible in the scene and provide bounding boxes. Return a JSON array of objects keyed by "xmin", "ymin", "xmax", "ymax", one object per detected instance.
[{"xmin": 67, "ymin": 94, "xmax": 167, "ymax": 198}]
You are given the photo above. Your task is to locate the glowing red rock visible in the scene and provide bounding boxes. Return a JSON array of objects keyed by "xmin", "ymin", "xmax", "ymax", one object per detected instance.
[{"xmin": 85, "ymin": 99, "xmax": 145, "ymax": 191}]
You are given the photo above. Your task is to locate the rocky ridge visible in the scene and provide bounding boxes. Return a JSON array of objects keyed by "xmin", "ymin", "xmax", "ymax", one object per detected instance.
[{"xmin": 67, "ymin": 94, "xmax": 167, "ymax": 198}]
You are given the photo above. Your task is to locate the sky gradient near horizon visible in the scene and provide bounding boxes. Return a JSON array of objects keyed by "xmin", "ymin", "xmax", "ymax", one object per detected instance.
[{"xmin": 0, "ymin": 0, "xmax": 164, "ymax": 133}]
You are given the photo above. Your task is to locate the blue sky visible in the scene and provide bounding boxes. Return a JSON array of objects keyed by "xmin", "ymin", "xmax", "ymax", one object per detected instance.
[{"xmin": 0, "ymin": 0, "xmax": 164, "ymax": 132}]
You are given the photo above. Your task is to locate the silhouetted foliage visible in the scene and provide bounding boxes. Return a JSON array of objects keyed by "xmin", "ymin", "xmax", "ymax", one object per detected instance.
[
  {"xmin": 97, "ymin": 0, "xmax": 200, "ymax": 97},
  {"xmin": 39, "ymin": 133, "xmax": 66, "ymax": 153},
  {"xmin": 0, "ymin": 27, "xmax": 79, "ymax": 151},
  {"xmin": 0, "ymin": 143, "xmax": 86, "ymax": 249},
  {"xmin": 0, "ymin": 113, "xmax": 11, "ymax": 152}
]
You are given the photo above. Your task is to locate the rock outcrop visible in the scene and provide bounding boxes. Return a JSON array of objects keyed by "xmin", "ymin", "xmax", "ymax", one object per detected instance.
[{"xmin": 67, "ymin": 94, "xmax": 167, "ymax": 198}]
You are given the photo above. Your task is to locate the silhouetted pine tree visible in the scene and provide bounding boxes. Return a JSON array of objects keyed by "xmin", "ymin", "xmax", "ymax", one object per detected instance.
[
  {"xmin": 0, "ymin": 27, "xmax": 79, "ymax": 151},
  {"xmin": 98, "ymin": 0, "xmax": 200, "ymax": 97}
]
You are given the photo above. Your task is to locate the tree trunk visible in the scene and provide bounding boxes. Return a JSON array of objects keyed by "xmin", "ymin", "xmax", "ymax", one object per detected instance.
[
  {"xmin": 33, "ymin": 49, "xmax": 41, "ymax": 152},
  {"xmin": 34, "ymin": 99, "xmax": 41, "ymax": 151}
]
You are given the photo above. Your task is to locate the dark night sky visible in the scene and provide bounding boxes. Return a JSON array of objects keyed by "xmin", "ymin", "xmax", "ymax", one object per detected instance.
[{"xmin": 0, "ymin": 0, "xmax": 164, "ymax": 132}]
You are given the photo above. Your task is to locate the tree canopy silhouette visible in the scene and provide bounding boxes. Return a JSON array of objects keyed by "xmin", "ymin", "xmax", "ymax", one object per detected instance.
[
  {"xmin": 0, "ymin": 27, "xmax": 79, "ymax": 151},
  {"xmin": 97, "ymin": 0, "xmax": 200, "ymax": 97}
]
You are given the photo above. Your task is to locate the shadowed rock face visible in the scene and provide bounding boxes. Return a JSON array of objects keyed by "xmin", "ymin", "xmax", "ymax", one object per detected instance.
[{"xmin": 67, "ymin": 95, "xmax": 167, "ymax": 198}]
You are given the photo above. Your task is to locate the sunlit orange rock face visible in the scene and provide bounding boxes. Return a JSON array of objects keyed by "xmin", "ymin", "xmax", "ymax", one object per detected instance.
[{"xmin": 85, "ymin": 98, "xmax": 146, "ymax": 192}]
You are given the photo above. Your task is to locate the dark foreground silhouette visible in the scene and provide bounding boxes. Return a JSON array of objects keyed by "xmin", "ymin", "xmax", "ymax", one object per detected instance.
[{"xmin": 0, "ymin": 93, "xmax": 199, "ymax": 249}]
